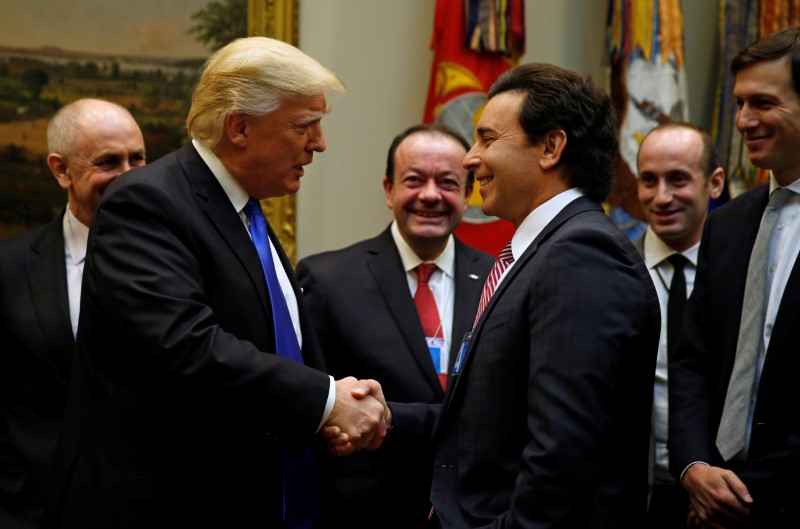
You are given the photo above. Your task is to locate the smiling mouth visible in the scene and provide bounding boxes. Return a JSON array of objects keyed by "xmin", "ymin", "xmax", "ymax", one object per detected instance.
[
  {"xmin": 653, "ymin": 209, "xmax": 682, "ymax": 220},
  {"xmin": 413, "ymin": 210, "xmax": 445, "ymax": 218},
  {"xmin": 477, "ymin": 175, "xmax": 494, "ymax": 187}
]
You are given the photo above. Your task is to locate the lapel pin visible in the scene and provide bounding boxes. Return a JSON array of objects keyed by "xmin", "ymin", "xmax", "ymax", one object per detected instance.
[{"xmin": 468, "ymin": 274, "xmax": 479, "ymax": 280}]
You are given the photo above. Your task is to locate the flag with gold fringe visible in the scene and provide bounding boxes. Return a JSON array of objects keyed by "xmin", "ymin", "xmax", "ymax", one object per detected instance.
[
  {"xmin": 606, "ymin": 0, "xmax": 688, "ymax": 240},
  {"xmin": 424, "ymin": 0, "xmax": 524, "ymax": 257},
  {"xmin": 715, "ymin": 0, "xmax": 800, "ymax": 198}
]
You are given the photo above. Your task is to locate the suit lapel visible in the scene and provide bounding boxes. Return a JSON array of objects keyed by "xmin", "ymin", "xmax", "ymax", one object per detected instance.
[
  {"xmin": 366, "ymin": 229, "xmax": 443, "ymax": 394},
  {"xmin": 449, "ymin": 241, "xmax": 488, "ymax": 371},
  {"xmin": 176, "ymin": 144, "xmax": 271, "ymax": 320},
  {"xmin": 445, "ymin": 196, "xmax": 603, "ymax": 406},
  {"xmin": 27, "ymin": 217, "xmax": 74, "ymax": 357}
]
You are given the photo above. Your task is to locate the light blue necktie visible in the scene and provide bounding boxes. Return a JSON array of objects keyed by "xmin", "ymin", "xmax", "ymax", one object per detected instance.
[{"xmin": 244, "ymin": 199, "xmax": 315, "ymax": 529}]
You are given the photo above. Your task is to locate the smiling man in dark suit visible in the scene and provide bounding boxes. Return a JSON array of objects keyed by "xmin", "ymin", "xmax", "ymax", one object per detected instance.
[
  {"xmin": 669, "ymin": 27, "xmax": 800, "ymax": 529},
  {"xmin": 0, "ymin": 98, "xmax": 145, "ymax": 529},
  {"xmin": 40, "ymin": 37, "xmax": 388, "ymax": 529},
  {"xmin": 296, "ymin": 123, "xmax": 493, "ymax": 528},
  {"xmin": 336, "ymin": 63, "xmax": 661, "ymax": 529}
]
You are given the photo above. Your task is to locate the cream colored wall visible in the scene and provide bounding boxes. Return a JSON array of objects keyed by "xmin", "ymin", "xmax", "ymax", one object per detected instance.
[{"xmin": 296, "ymin": 0, "xmax": 717, "ymax": 259}]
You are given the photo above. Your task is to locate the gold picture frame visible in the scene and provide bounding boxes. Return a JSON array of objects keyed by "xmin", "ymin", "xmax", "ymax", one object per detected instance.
[{"xmin": 248, "ymin": 0, "xmax": 299, "ymax": 264}]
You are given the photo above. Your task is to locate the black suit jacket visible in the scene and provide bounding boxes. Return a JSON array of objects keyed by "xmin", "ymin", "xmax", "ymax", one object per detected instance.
[
  {"xmin": 296, "ymin": 228, "xmax": 493, "ymax": 528},
  {"xmin": 0, "ymin": 217, "xmax": 74, "ymax": 529},
  {"xmin": 393, "ymin": 195, "xmax": 660, "ymax": 528},
  {"xmin": 669, "ymin": 183, "xmax": 800, "ymax": 526},
  {"xmin": 41, "ymin": 143, "xmax": 332, "ymax": 529}
]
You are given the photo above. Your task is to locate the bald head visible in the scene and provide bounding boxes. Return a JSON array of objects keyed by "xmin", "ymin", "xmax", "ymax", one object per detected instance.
[{"xmin": 46, "ymin": 98, "xmax": 146, "ymax": 226}]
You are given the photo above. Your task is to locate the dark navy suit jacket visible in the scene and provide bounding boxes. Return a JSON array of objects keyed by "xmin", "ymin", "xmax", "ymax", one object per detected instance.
[
  {"xmin": 670, "ymin": 183, "xmax": 800, "ymax": 527},
  {"xmin": 42, "ymin": 143, "xmax": 331, "ymax": 529},
  {"xmin": 393, "ymin": 195, "xmax": 660, "ymax": 528},
  {"xmin": 0, "ymin": 217, "xmax": 74, "ymax": 529},
  {"xmin": 297, "ymin": 228, "xmax": 493, "ymax": 528}
]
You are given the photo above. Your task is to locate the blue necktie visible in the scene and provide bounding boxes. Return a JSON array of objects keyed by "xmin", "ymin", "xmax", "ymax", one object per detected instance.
[{"xmin": 244, "ymin": 199, "xmax": 315, "ymax": 529}]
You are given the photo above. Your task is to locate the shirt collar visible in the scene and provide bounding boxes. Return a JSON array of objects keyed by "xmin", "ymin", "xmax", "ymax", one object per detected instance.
[
  {"xmin": 510, "ymin": 187, "xmax": 584, "ymax": 260},
  {"xmin": 192, "ymin": 139, "xmax": 250, "ymax": 213},
  {"xmin": 63, "ymin": 205, "xmax": 89, "ymax": 265},
  {"xmin": 390, "ymin": 221, "xmax": 455, "ymax": 278},
  {"xmin": 769, "ymin": 172, "xmax": 800, "ymax": 195},
  {"xmin": 643, "ymin": 226, "xmax": 699, "ymax": 269}
]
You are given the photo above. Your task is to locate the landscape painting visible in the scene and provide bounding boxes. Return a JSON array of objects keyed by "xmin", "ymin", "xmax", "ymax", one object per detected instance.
[{"xmin": 0, "ymin": 0, "xmax": 246, "ymax": 238}]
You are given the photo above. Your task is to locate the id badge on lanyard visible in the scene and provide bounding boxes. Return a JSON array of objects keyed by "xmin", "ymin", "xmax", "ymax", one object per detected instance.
[{"xmin": 453, "ymin": 331, "xmax": 472, "ymax": 375}]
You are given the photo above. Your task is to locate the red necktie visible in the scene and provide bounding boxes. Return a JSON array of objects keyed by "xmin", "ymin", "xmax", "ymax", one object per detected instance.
[
  {"xmin": 414, "ymin": 263, "xmax": 447, "ymax": 389},
  {"xmin": 473, "ymin": 241, "xmax": 514, "ymax": 328}
]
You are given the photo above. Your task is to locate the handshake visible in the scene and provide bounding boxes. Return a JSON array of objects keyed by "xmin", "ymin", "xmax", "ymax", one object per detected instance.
[{"xmin": 323, "ymin": 377, "xmax": 392, "ymax": 456}]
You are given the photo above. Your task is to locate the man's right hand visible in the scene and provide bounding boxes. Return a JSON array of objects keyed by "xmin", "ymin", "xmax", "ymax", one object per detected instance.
[
  {"xmin": 682, "ymin": 463, "xmax": 752, "ymax": 529},
  {"xmin": 323, "ymin": 377, "xmax": 388, "ymax": 455}
]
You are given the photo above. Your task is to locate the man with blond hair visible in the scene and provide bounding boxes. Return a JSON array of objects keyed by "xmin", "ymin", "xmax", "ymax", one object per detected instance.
[
  {"xmin": 42, "ymin": 37, "xmax": 388, "ymax": 529},
  {"xmin": 0, "ymin": 98, "xmax": 145, "ymax": 529}
]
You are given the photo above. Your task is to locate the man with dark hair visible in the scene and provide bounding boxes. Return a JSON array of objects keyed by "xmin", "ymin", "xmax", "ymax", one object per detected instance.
[
  {"xmin": 0, "ymin": 98, "xmax": 145, "ymax": 529},
  {"xmin": 634, "ymin": 122, "xmax": 725, "ymax": 529},
  {"xmin": 357, "ymin": 62, "xmax": 660, "ymax": 528},
  {"xmin": 297, "ymin": 123, "xmax": 493, "ymax": 528},
  {"xmin": 670, "ymin": 26, "xmax": 800, "ymax": 529}
]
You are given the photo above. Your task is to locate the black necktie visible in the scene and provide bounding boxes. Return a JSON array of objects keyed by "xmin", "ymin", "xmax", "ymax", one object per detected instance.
[{"xmin": 666, "ymin": 254, "xmax": 688, "ymax": 357}]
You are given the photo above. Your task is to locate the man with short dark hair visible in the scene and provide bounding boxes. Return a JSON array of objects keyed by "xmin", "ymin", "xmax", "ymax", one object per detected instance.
[
  {"xmin": 297, "ymin": 123, "xmax": 493, "ymax": 529},
  {"xmin": 370, "ymin": 62, "xmax": 660, "ymax": 529},
  {"xmin": 670, "ymin": 26, "xmax": 800, "ymax": 529},
  {"xmin": 634, "ymin": 122, "xmax": 725, "ymax": 529}
]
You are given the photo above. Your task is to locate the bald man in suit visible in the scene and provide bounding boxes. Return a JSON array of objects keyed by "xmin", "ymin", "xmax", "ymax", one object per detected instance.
[{"xmin": 0, "ymin": 98, "xmax": 145, "ymax": 529}]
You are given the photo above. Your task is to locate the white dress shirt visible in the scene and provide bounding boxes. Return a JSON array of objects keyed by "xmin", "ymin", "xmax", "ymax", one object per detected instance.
[
  {"xmin": 505, "ymin": 187, "xmax": 585, "ymax": 279},
  {"xmin": 63, "ymin": 206, "xmax": 89, "ymax": 339},
  {"xmin": 391, "ymin": 221, "xmax": 456, "ymax": 372}
]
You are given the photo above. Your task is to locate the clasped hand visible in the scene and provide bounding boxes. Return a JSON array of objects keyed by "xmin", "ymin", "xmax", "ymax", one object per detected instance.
[
  {"xmin": 323, "ymin": 377, "xmax": 392, "ymax": 456},
  {"xmin": 683, "ymin": 463, "xmax": 752, "ymax": 529}
]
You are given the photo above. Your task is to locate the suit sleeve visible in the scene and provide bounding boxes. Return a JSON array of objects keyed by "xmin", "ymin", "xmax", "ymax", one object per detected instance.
[
  {"xmin": 507, "ymin": 224, "xmax": 657, "ymax": 527},
  {"xmin": 85, "ymin": 180, "xmax": 330, "ymax": 442}
]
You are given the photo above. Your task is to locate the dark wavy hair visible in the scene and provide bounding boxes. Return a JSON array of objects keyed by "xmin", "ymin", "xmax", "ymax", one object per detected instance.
[
  {"xmin": 731, "ymin": 26, "xmax": 800, "ymax": 96},
  {"xmin": 488, "ymin": 63, "xmax": 618, "ymax": 203}
]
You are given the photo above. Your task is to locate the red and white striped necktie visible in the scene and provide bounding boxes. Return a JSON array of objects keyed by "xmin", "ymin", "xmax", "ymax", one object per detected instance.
[{"xmin": 473, "ymin": 241, "xmax": 514, "ymax": 329}]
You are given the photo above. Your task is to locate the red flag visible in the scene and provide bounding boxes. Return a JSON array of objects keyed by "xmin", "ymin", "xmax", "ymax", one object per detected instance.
[{"xmin": 424, "ymin": 0, "xmax": 524, "ymax": 257}]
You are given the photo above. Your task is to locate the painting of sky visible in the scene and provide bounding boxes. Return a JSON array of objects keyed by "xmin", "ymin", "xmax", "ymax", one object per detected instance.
[{"xmin": 0, "ymin": 0, "xmax": 212, "ymax": 58}]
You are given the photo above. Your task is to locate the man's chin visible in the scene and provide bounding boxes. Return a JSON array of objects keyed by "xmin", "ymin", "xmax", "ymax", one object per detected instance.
[{"xmin": 407, "ymin": 224, "xmax": 450, "ymax": 240}]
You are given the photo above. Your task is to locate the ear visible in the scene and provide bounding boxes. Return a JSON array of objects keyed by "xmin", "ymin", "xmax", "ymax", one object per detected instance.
[
  {"xmin": 707, "ymin": 167, "xmax": 726, "ymax": 199},
  {"xmin": 538, "ymin": 129, "xmax": 568, "ymax": 171},
  {"xmin": 224, "ymin": 113, "xmax": 249, "ymax": 148},
  {"xmin": 382, "ymin": 175, "xmax": 394, "ymax": 209},
  {"xmin": 47, "ymin": 153, "xmax": 71, "ymax": 190}
]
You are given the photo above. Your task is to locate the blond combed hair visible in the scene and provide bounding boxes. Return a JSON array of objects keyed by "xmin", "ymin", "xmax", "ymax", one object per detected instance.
[{"xmin": 187, "ymin": 37, "xmax": 345, "ymax": 149}]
